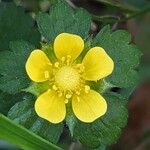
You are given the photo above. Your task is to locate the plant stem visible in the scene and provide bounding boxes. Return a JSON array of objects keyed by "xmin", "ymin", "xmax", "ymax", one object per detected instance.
[
  {"xmin": 92, "ymin": 5, "xmax": 150, "ymax": 23},
  {"xmin": 95, "ymin": 0, "xmax": 150, "ymax": 22},
  {"xmin": 92, "ymin": 15, "xmax": 120, "ymax": 23},
  {"xmin": 125, "ymin": 5, "xmax": 150, "ymax": 20},
  {"xmin": 95, "ymin": 0, "xmax": 140, "ymax": 13},
  {"xmin": 0, "ymin": 114, "xmax": 63, "ymax": 150}
]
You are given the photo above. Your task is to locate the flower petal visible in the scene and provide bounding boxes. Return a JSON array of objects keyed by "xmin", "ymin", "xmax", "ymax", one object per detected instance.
[
  {"xmin": 54, "ymin": 33, "xmax": 84, "ymax": 61},
  {"xmin": 26, "ymin": 50, "xmax": 52, "ymax": 82},
  {"xmin": 35, "ymin": 90, "xmax": 66, "ymax": 124},
  {"xmin": 82, "ymin": 47, "xmax": 114, "ymax": 81},
  {"xmin": 72, "ymin": 90, "xmax": 107, "ymax": 123}
]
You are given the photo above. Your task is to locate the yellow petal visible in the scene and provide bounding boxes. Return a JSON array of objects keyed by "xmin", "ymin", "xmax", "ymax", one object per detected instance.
[
  {"xmin": 26, "ymin": 50, "xmax": 52, "ymax": 82},
  {"xmin": 54, "ymin": 33, "xmax": 84, "ymax": 61},
  {"xmin": 72, "ymin": 90, "xmax": 107, "ymax": 123},
  {"xmin": 35, "ymin": 90, "xmax": 66, "ymax": 124},
  {"xmin": 82, "ymin": 47, "xmax": 114, "ymax": 81}
]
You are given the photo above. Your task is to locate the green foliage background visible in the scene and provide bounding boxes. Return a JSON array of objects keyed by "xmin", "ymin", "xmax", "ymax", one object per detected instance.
[{"xmin": 0, "ymin": 0, "xmax": 143, "ymax": 149}]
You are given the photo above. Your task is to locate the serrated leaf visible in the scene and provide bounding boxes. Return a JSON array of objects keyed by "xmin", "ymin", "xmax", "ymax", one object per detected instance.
[
  {"xmin": 93, "ymin": 25, "xmax": 141, "ymax": 88},
  {"xmin": 0, "ymin": 41, "xmax": 35, "ymax": 94},
  {"xmin": 36, "ymin": 0, "xmax": 91, "ymax": 42},
  {"xmin": 73, "ymin": 26, "xmax": 141, "ymax": 148},
  {"xmin": 73, "ymin": 94, "xmax": 128, "ymax": 148},
  {"xmin": 8, "ymin": 99, "xmax": 64, "ymax": 144},
  {"xmin": 0, "ymin": 3, "xmax": 40, "ymax": 51}
]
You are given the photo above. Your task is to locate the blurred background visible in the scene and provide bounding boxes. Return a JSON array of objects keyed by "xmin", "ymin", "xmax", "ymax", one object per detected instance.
[{"xmin": 0, "ymin": 0, "xmax": 150, "ymax": 149}]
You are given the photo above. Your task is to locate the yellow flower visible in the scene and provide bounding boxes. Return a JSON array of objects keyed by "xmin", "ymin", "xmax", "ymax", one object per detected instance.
[{"xmin": 25, "ymin": 33, "xmax": 114, "ymax": 124}]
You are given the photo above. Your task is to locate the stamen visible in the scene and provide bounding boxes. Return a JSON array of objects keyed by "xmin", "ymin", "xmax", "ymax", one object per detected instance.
[
  {"xmin": 54, "ymin": 62, "xmax": 59, "ymax": 68},
  {"xmin": 85, "ymin": 85, "xmax": 90, "ymax": 93},
  {"xmin": 66, "ymin": 55, "xmax": 71, "ymax": 65},
  {"xmin": 61, "ymin": 57, "xmax": 66, "ymax": 62},
  {"xmin": 77, "ymin": 96, "xmax": 80, "ymax": 102},
  {"xmin": 58, "ymin": 91, "xmax": 63, "ymax": 97},
  {"xmin": 80, "ymin": 65, "xmax": 85, "ymax": 72},
  {"xmin": 79, "ymin": 65, "xmax": 85, "ymax": 73},
  {"xmin": 48, "ymin": 62, "xmax": 52, "ymax": 66},
  {"xmin": 64, "ymin": 99, "xmax": 69, "ymax": 104},
  {"xmin": 76, "ymin": 64, "xmax": 85, "ymax": 73},
  {"xmin": 52, "ymin": 85, "xmax": 58, "ymax": 91},
  {"xmin": 44, "ymin": 71, "xmax": 49, "ymax": 79},
  {"xmin": 66, "ymin": 60, "xmax": 69, "ymax": 66},
  {"xmin": 48, "ymin": 89, "xmax": 51, "ymax": 92},
  {"xmin": 67, "ymin": 55, "xmax": 71, "ymax": 59},
  {"xmin": 75, "ymin": 90, "xmax": 80, "ymax": 95},
  {"xmin": 66, "ymin": 94, "xmax": 72, "ymax": 99}
]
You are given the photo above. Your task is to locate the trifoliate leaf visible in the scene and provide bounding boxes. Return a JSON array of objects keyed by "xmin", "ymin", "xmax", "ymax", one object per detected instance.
[
  {"xmin": 0, "ymin": 41, "xmax": 35, "ymax": 94},
  {"xmin": 0, "ymin": 3, "xmax": 40, "ymax": 51},
  {"xmin": 93, "ymin": 25, "xmax": 142, "ymax": 88},
  {"xmin": 36, "ymin": 0, "xmax": 91, "ymax": 42},
  {"xmin": 73, "ymin": 93, "xmax": 128, "ymax": 148},
  {"xmin": 8, "ymin": 99, "xmax": 64, "ymax": 144}
]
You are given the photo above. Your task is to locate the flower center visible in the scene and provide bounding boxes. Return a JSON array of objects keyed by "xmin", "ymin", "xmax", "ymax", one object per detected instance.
[
  {"xmin": 55, "ymin": 66, "xmax": 80, "ymax": 91},
  {"xmin": 50, "ymin": 56, "xmax": 90, "ymax": 104}
]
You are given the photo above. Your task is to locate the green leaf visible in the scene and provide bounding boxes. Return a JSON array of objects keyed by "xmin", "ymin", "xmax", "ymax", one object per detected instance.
[
  {"xmin": 73, "ymin": 93, "xmax": 128, "ymax": 148},
  {"xmin": 93, "ymin": 25, "xmax": 141, "ymax": 88},
  {"xmin": 41, "ymin": 43, "xmax": 57, "ymax": 63},
  {"xmin": 8, "ymin": 99, "xmax": 64, "ymax": 144},
  {"xmin": 73, "ymin": 25, "xmax": 141, "ymax": 148},
  {"xmin": 23, "ymin": 81, "xmax": 50, "ymax": 97},
  {"xmin": 0, "ymin": 92, "xmax": 27, "ymax": 115},
  {"xmin": 66, "ymin": 103, "xmax": 77, "ymax": 137},
  {"xmin": 66, "ymin": 115, "xmax": 77, "ymax": 137},
  {"xmin": 0, "ymin": 3, "xmax": 40, "ymax": 51},
  {"xmin": 0, "ymin": 41, "xmax": 35, "ymax": 94},
  {"xmin": 36, "ymin": 0, "xmax": 91, "ymax": 42},
  {"xmin": 0, "ymin": 114, "xmax": 63, "ymax": 150},
  {"xmin": 94, "ymin": 145, "xmax": 106, "ymax": 150}
]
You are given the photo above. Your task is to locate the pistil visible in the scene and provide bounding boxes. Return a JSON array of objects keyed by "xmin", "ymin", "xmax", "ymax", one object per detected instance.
[{"xmin": 47, "ymin": 55, "xmax": 91, "ymax": 104}]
